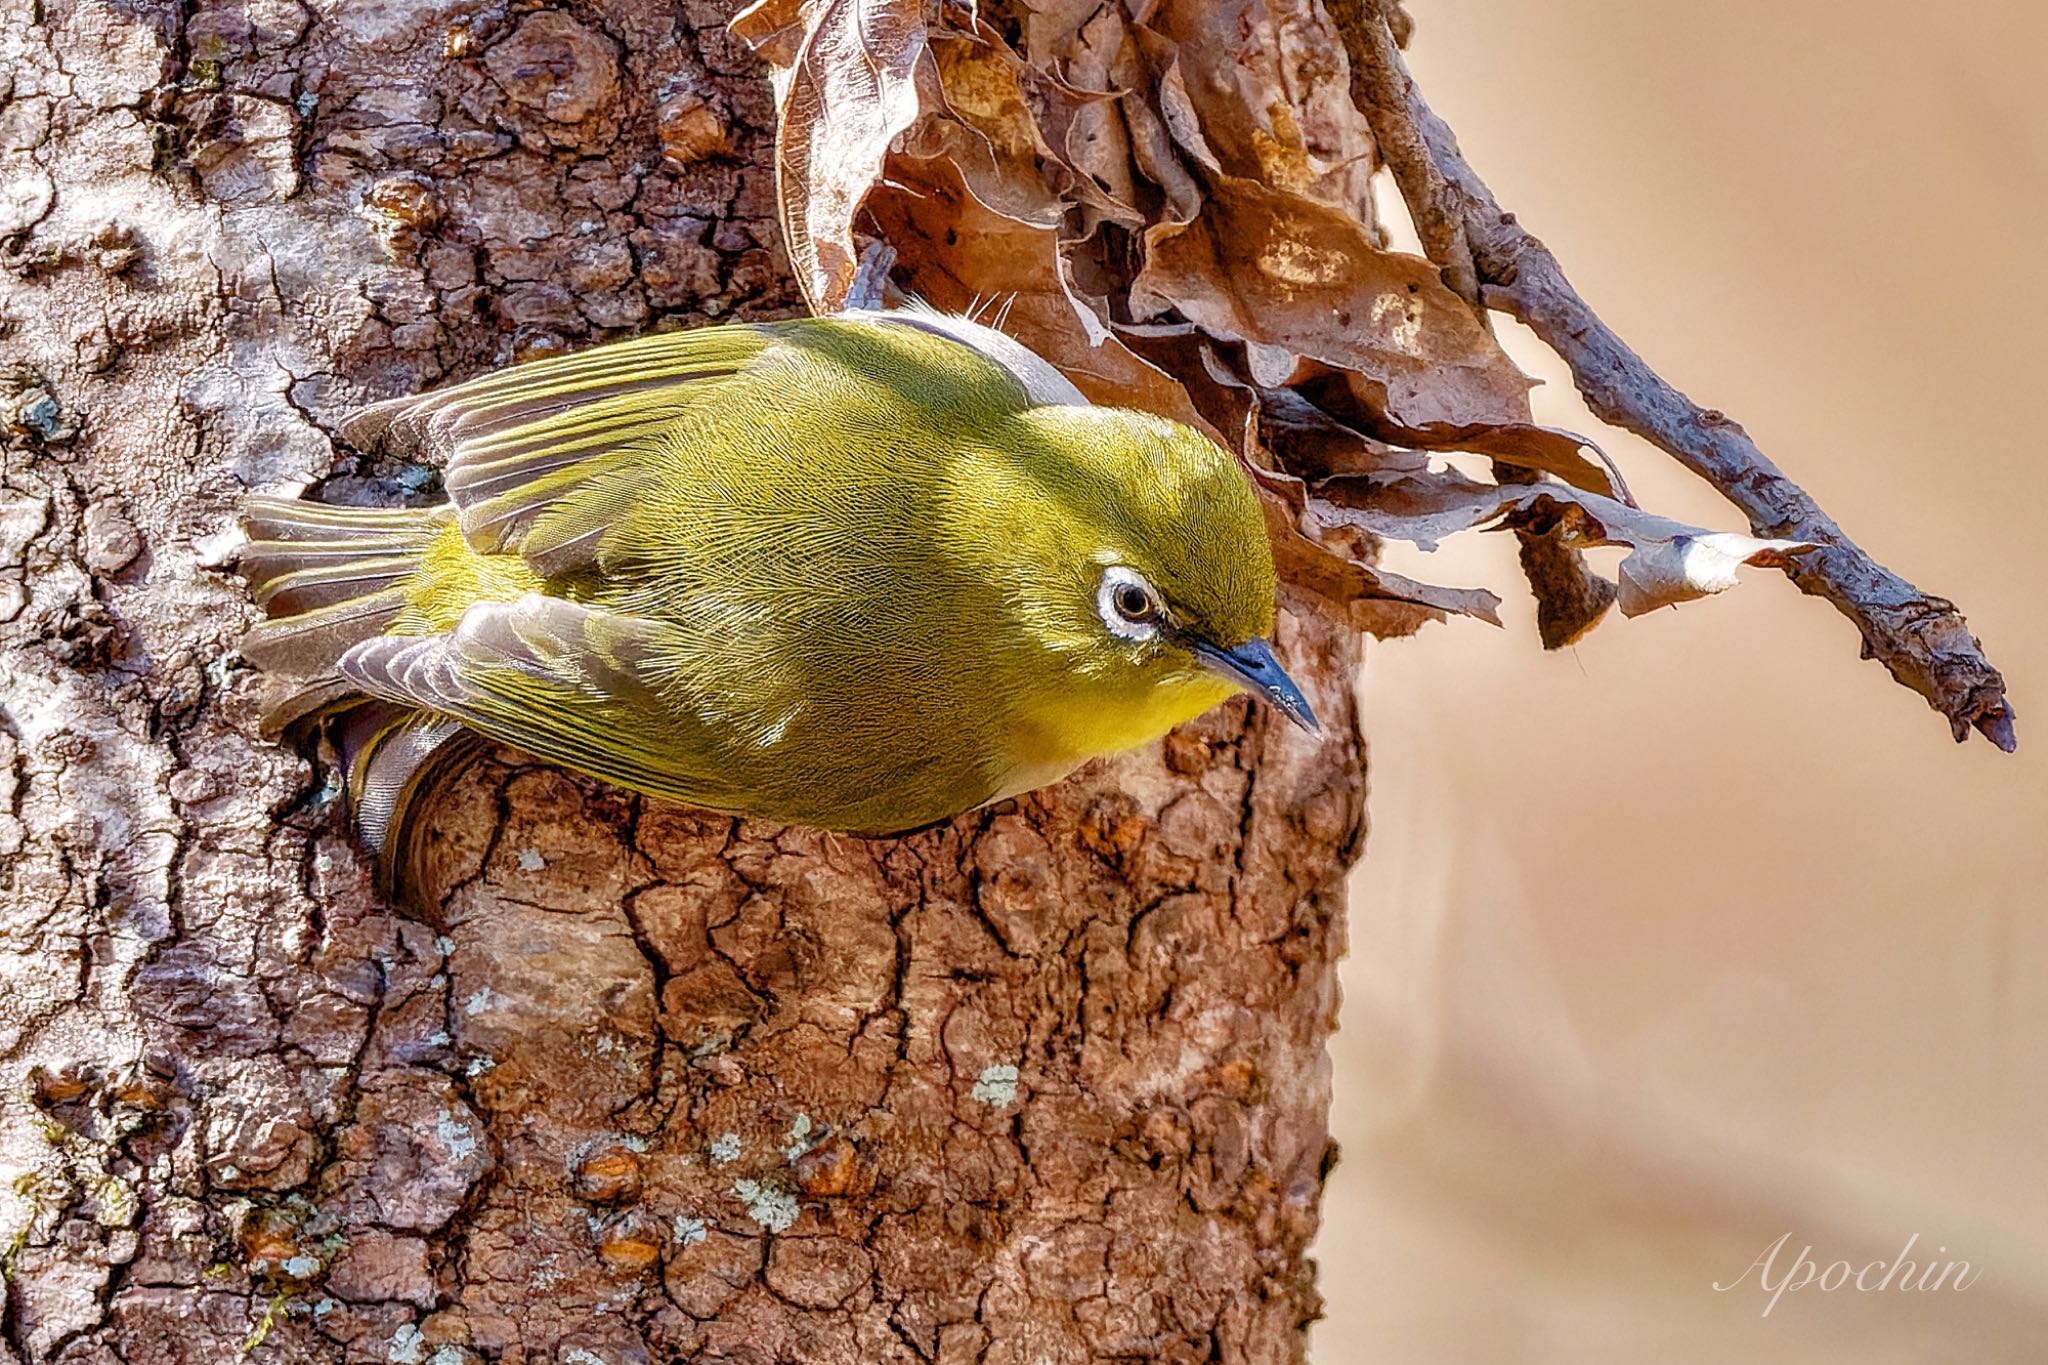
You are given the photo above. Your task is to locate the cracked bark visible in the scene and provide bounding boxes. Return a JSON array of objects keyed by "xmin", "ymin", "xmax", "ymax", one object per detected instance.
[{"xmin": 0, "ymin": 1, "xmax": 1364, "ymax": 1362}]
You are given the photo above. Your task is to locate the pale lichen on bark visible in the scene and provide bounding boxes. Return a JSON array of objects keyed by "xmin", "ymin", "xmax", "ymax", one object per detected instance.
[{"xmin": 0, "ymin": 0, "xmax": 1366, "ymax": 1361}]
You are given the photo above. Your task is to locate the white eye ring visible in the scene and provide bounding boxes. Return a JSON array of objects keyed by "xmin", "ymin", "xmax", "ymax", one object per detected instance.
[{"xmin": 1096, "ymin": 565, "xmax": 1164, "ymax": 641}]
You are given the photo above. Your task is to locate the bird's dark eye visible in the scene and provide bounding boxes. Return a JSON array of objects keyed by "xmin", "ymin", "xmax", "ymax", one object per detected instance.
[{"xmin": 1096, "ymin": 565, "xmax": 1167, "ymax": 640}]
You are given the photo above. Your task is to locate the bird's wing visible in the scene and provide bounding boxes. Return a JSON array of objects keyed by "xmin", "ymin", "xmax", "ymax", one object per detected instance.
[
  {"xmin": 334, "ymin": 593, "xmax": 709, "ymax": 802},
  {"xmin": 343, "ymin": 325, "xmax": 775, "ymax": 568},
  {"xmin": 344, "ymin": 312, "xmax": 1082, "ymax": 579}
]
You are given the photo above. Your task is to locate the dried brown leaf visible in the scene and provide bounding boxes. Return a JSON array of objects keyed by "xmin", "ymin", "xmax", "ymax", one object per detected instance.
[
  {"xmin": 1165, "ymin": 335, "xmax": 1429, "ymax": 480},
  {"xmin": 1311, "ymin": 468, "xmax": 1504, "ymax": 552},
  {"xmin": 1255, "ymin": 464, "xmax": 1503, "ymax": 636},
  {"xmin": 915, "ymin": 31, "xmax": 1141, "ymax": 230},
  {"xmin": 1403, "ymin": 419, "xmax": 1632, "ymax": 502},
  {"xmin": 1516, "ymin": 491, "xmax": 1812, "ymax": 615},
  {"xmin": 1112, "ymin": 37, "xmax": 1205, "ymax": 226},
  {"xmin": 1609, "ymin": 531, "xmax": 1810, "ymax": 617},
  {"xmin": 731, "ymin": 0, "xmax": 933, "ymax": 312},
  {"xmin": 1019, "ymin": 0, "xmax": 1123, "ymax": 66},
  {"xmin": 1131, "ymin": 174, "xmax": 1534, "ymax": 432},
  {"xmin": 1024, "ymin": 4, "xmax": 1155, "ymax": 222},
  {"xmin": 1128, "ymin": 2, "xmax": 1381, "ymax": 218}
]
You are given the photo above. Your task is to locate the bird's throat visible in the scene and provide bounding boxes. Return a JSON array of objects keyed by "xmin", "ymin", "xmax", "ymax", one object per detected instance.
[{"xmin": 1008, "ymin": 671, "xmax": 1240, "ymax": 778}]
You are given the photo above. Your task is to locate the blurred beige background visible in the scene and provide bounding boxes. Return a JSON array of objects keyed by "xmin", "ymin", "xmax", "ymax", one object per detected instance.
[{"xmin": 1311, "ymin": 1, "xmax": 2048, "ymax": 1361}]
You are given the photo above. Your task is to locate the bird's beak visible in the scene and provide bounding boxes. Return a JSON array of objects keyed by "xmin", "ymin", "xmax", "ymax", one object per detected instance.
[{"xmin": 1190, "ymin": 636, "xmax": 1320, "ymax": 734}]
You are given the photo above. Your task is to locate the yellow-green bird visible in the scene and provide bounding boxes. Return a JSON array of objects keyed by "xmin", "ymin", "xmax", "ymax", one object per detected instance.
[{"xmin": 236, "ymin": 308, "xmax": 1315, "ymax": 872}]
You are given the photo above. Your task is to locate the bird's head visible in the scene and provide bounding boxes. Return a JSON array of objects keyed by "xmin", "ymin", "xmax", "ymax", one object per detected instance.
[{"xmin": 970, "ymin": 404, "xmax": 1318, "ymax": 756}]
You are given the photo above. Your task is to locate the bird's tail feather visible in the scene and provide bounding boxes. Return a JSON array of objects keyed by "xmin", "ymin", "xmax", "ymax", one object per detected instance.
[
  {"xmin": 337, "ymin": 703, "xmax": 487, "ymax": 903},
  {"xmin": 235, "ymin": 496, "xmax": 474, "ymax": 900},
  {"xmin": 237, "ymin": 496, "xmax": 451, "ymax": 676}
]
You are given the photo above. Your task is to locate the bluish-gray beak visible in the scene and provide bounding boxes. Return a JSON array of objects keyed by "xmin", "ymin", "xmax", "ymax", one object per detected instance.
[{"xmin": 1191, "ymin": 637, "xmax": 1320, "ymax": 734}]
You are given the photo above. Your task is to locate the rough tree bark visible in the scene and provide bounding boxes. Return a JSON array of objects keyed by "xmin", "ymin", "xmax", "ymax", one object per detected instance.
[{"xmin": 0, "ymin": 2, "xmax": 1363, "ymax": 1364}]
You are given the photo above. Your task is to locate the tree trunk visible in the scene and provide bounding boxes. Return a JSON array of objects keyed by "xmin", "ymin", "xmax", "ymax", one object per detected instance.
[{"xmin": 0, "ymin": 0, "xmax": 1363, "ymax": 1361}]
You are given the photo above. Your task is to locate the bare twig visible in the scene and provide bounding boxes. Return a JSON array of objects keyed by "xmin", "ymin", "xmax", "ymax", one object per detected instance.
[{"xmin": 1338, "ymin": 7, "xmax": 2015, "ymax": 751}]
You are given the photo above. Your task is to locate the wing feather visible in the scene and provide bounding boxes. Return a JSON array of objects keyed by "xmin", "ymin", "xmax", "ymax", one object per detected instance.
[
  {"xmin": 254, "ymin": 555, "xmax": 423, "ymax": 614},
  {"xmin": 342, "ymin": 327, "xmax": 776, "ymax": 565},
  {"xmin": 242, "ymin": 588, "xmax": 412, "ymax": 675},
  {"xmin": 336, "ymin": 596, "xmax": 698, "ymax": 799},
  {"xmin": 337, "ymin": 312, "xmax": 1072, "ymax": 583}
]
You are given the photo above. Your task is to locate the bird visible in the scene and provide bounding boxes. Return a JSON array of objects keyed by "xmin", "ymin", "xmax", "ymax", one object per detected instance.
[{"xmin": 234, "ymin": 307, "xmax": 1317, "ymax": 886}]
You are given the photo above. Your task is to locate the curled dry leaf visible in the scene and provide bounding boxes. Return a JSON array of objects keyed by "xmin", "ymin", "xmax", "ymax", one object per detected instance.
[
  {"xmin": 919, "ymin": 29, "xmax": 1140, "ymax": 231},
  {"xmin": 730, "ymin": 0, "xmax": 933, "ymax": 312},
  {"xmin": 1313, "ymin": 471, "xmax": 1814, "ymax": 617},
  {"xmin": 1122, "ymin": 0, "xmax": 1382, "ymax": 219},
  {"xmin": 908, "ymin": 36, "xmax": 1064, "ymax": 228},
  {"xmin": 1309, "ymin": 468, "xmax": 1509, "ymax": 553},
  {"xmin": 1257, "ymin": 464, "xmax": 1503, "ymax": 635},
  {"xmin": 1403, "ymin": 419, "xmax": 1632, "ymax": 504},
  {"xmin": 1610, "ymin": 532, "xmax": 1812, "ymax": 617},
  {"xmin": 1515, "ymin": 492, "xmax": 1812, "ymax": 616},
  {"xmin": 1147, "ymin": 332, "xmax": 1508, "ymax": 634}
]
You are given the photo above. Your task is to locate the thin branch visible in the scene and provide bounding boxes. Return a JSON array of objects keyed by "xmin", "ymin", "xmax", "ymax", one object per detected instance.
[{"xmin": 1339, "ymin": 6, "xmax": 2016, "ymax": 751}]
